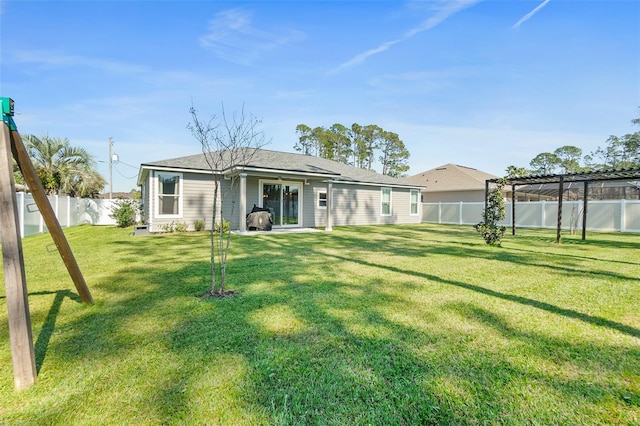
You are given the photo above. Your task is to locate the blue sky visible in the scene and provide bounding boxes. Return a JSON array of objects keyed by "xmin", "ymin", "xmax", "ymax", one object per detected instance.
[{"xmin": 1, "ymin": 0, "xmax": 638, "ymax": 192}]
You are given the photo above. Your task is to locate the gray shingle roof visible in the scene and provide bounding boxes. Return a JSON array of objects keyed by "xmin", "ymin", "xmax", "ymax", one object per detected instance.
[
  {"xmin": 141, "ymin": 149, "xmax": 421, "ymax": 188},
  {"xmin": 406, "ymin": 163, "xmax": 498, "ymax": 192}
]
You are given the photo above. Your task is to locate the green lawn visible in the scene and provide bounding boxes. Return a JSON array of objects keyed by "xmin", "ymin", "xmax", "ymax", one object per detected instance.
[{"xmin": 1, "ymin": 224, "xmax": 639, "ymax": 425}]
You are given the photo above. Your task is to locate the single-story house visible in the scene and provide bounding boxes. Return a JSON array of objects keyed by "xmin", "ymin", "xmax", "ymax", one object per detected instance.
[
  {"xmin": 137, "ymin": 148, "xmax": 424, "ymax": 233},
  {"xmin": 407, "ymin": 163, "xmax": 500, "ymax": 203}
]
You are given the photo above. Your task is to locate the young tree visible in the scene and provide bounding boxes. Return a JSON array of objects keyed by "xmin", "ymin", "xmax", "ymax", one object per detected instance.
[
  {"xmin": 188, "ymin": 103, "xmax": 267, "ymax": 296},
  {"xmin": 474, "ymin": 178, "xmax": 506, "ymax": 246}
]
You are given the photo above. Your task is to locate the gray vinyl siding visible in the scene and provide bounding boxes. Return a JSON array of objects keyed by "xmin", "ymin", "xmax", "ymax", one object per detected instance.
[
  {"xmin": 331, "ymin": 184, "xmax": 420, "ymax": 226},
  {"xmin": 183, "ymin": 172, "xmax": 217, "ymax": 230},
  {"xmin": 245, "ymin": 176, "xmax": 261, "ymax": 215},
  {"xmin": 304, "ymin": 183, "xmax": 327, "ymax": 227},
  {"xmin": 148, "ymin": 171, "xmax": 224, "ymax": 232},
  {"xmin": 144, "ymin": 169, "xmax": 420, "ymax": 231}
]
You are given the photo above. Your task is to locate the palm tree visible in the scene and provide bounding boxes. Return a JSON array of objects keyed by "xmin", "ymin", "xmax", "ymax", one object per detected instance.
[{"xmin": 24, "ymin": 135, "xmax": 105, "ymax": 197}]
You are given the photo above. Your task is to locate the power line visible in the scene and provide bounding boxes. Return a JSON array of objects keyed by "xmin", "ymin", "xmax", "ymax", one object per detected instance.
[
  {"xmin": 113, "ymin": 163, "xmax": 138, "ymax": 179},
  {"xmin": 116, "ymin": 159, "xmax": 139, "ymax": 169}
]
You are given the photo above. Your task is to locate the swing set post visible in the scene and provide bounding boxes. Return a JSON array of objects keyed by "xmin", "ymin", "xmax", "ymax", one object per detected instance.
[{"xmin": 1, "ymin": 97, "xmax": 93, "ymax": 390}]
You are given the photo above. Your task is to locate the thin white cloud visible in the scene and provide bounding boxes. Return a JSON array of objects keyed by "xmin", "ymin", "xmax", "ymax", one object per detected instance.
[
  {"xmin": 513, "ymin": 0, "xmax": 552, "ymax": 29},
  {"xmin": 200, "ymin": 8, "xmax": 305, "ymax": 65},
  {"xmin": 12, "ymin": 50, "xmax": 148, "ymax": 74},
  {"xmin": 329, "ymin": 0, "xmax": 482, "ymax": 75},
  {"xmin": 273, "ymin": 89, "xmax": 318, "ymax": 100}
]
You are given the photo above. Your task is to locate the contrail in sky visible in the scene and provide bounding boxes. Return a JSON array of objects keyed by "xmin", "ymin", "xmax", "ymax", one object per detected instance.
[
  {"xmin": 513, "ymin": 0, "xmax": 552, "ymax": 29},
  {"xmin": 329, "ymin": 0, "xmax": 481, "ymax": 75}
]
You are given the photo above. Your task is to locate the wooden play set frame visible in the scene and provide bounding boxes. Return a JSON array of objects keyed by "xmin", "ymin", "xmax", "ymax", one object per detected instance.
[{"xmin": 1, "ymin": 97, "xmax": 93, "ymax": 390}]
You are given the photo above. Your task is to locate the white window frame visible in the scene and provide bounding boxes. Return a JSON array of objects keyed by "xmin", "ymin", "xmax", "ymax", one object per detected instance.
[
  {"xmin": 410, "ymin": 189, "xmax": 420, "ymax": 216},
  {"xmin": 381, "ymin": 187, "xmax": 392, "ymax": 216},
  {"xmin": 155, "ymin": 171, "xmax": 183, "ymax": 218},
  {"xmin": 317, "ymin": 191, "xmax": 327, "ymax": 209}
]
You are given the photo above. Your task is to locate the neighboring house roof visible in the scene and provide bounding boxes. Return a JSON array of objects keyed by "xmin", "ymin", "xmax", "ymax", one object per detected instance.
[
  {"xmin": 138, "ymin": 148, "xmax": 423, "ymax": 189},
  {"xmin": 406, "ymin": 163, "xmax": 499, "ymax": 192}
]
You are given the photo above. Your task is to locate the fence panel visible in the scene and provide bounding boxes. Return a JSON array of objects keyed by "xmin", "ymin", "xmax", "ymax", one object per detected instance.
[
  {"xmin": 1, "ymin": 193, "xmax": 118, "ymax": 240},
  {"xmin": 626, "ymin": 201, "xmax": 640, "ymax": 232},
  {"xmin": 422, "ymin": 200, "xmax": 640, "ymax": 233}
]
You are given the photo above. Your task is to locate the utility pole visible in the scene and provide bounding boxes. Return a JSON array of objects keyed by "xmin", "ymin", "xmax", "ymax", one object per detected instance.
[{"xmin": 109, "ymin": 137, "xmax": 113, "ymax": 199}]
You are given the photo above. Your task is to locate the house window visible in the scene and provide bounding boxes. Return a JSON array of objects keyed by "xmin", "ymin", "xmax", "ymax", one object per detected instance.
[
  {"xmin": 318, "ymin": 191, "xmax": 327, "ymax": 208},
  {"xmin": 157, "ymin": 172, "xmax": 181, "ymax": 216},
  {"xmin": 381, "ymin": 187, "xmax": 391, "ymax": 216},
  {"xmin": 410, "ymin": 189, "xmax": 419, "ymax": 215}
]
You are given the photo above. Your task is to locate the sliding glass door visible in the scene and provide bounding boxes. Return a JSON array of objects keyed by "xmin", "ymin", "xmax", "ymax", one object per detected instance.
[{"xmin": 262, "ymin": 182, "xmax": 300, "ymax": 227}]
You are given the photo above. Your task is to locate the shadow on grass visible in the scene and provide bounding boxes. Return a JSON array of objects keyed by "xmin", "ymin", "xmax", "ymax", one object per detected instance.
[
  {"xmin": 32, "ymin": 290, "xmax": 82, "ymax": 374},
  {"xmin": 8, "ymin": 225, "xmax": 639, "ymax": 424},
  {"xmin": 313, "ymin": 243, "xmax": 640, "ymax": 339}
]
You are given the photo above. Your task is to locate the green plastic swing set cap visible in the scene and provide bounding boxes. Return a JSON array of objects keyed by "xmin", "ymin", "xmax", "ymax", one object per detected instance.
[{"xmin": 1, "ymin": 97, "xmax": 15, "ymax": 116}]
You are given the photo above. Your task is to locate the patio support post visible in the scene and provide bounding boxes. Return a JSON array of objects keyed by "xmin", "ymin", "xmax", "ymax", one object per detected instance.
[
  {"xmin": 238, "ymin": 173, "xmax": 247, "ymax": 234},
  {"xmin": 582, "ymin": 181, "xmax": 588, "ymax": 240},
  {"xmin": 325, "ymin": 180, "xmax": 333, "ymax": 232},
  {"xmin": 556, "ymin": 176, "xmax": 564, "ymax": 244}
]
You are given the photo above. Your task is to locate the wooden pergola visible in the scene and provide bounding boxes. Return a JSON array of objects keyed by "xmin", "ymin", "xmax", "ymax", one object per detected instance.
[{"xmin": 485, "ymin": 167, "xmax": 640, "ymax": 243}]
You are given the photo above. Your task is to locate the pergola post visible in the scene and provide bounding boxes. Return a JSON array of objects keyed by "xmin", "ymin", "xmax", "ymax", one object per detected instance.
[
  {"xmin": 484, "ymin": 179, "xmax": 489, "ymax": 211},
  {"xmin": 511, "ymin": 184, "xmax": 516, "ymax": 235},
  {"xmin": 556, "ymin": 176, "xmax": 564, "ymax": 244},
  {"xmin": 582, "ymin": 181, "xmax": 588, "ymax": 240}
]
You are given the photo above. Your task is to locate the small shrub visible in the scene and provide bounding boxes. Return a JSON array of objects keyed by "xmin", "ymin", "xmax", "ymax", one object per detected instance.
[
  {"xmin": 194, "ymin": 219, "xmax": 206, "ymax": 232},
  {"xmin": 109, "ymin": 198, "xmax": 139, "ymax": 228},
  {"xmin": 160, "ymin": 221, "xmax": 175, "ymax": 233},
  {"xmin": 175, "ymin": 221, "xmax": 189, "ymax": 232},
  {"xmin": 213, "ymin": 220, "xmax": 230, "ymax": 234},
  {"xmin": 160, "ymin": 221, "xmax": 189, "ymax": 233}
]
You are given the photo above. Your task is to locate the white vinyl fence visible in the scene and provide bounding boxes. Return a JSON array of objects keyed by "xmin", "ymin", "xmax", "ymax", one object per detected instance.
[
  {"xmin": 422, "ymin": 200, "xmax": 640, "ymax": 233},
  {"xmin": 4, "ymin": 193, "xmax": 118, "ymax": 239}
]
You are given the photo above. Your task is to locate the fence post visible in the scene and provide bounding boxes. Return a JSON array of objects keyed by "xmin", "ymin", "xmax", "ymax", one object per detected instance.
[
  {"xmin": 540, "ymin": 200, "xmax": 545, "ymax": 228},
  {"xmin": 66, "ymin": 195, "xmax": 71, "ymax": 227},
  {"xmin": 621, "ymin": 199, "xmax": 626, "ymax": 232},
  {"xmin": 18, "ymin": 192, "xmax": 25, "ymax": 239},
  {"xmin": 54, "ymin": 195, "xmax": 59, "ymax": 224},
  {"xmin": 459, "ymin": 201, "xmax": 463, "ymax": 224},
  {"xmin": 438, "ymin": 202, "xmax": 442, "ymax": 224}
]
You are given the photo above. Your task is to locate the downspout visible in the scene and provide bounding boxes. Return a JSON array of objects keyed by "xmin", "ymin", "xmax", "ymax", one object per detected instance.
[{"xmin": 325, "ymin": 180, "xmax": 333, "ymax": 232}]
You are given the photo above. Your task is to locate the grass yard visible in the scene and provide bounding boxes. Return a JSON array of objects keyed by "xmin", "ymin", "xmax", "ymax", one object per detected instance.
[{"xmin": 0, "ymin": 224, "xmax": 639, "ymax": 425}]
